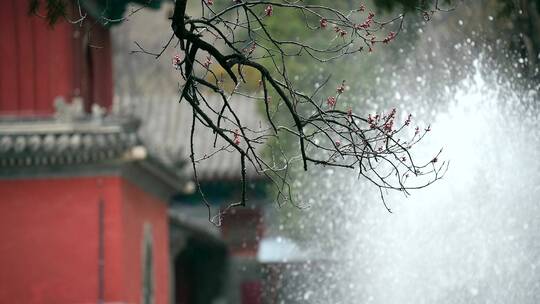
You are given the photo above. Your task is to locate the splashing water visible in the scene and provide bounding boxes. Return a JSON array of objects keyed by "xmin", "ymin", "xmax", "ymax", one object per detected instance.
[{"xmin": 275, "ymin": 60, "xmax": 540, "ymax": 303}]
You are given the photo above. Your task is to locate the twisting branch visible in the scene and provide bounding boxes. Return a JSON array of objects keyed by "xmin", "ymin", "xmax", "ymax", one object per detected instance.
[
  {"xmin": 29, "ymin": 0, "xmax": 453, "ymax": 222},
  {"xmin": 163, "ymin": 0, "xmax": 451, "ymax": 220},
  {"xmin": 36, "ymin": 0, "xmax": 450, "ymax": 221}
]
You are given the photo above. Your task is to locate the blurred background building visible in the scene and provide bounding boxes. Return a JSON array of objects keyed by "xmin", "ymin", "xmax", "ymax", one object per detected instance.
[{"xmin": 0, "ymin": 1, "xmax": 302, "ymax": 303}]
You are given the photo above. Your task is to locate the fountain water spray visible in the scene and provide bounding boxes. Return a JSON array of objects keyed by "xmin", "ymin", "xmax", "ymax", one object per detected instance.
[{"xmin": 269, "ymin": 57, "xmax": 540, "ymax": 303}]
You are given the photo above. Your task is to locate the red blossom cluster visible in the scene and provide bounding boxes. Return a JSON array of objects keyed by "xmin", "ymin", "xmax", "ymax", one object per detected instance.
[
  {"xmin": 233, "ymin": 129, "xmax": 241, "ymax": 145},
  {"xmin": 404, "ymin": 113, "xmax": 412, "ymax": 126},
  {"xmin": 356, "ymin": 12, "xmax": 375, "ymax": 29},
  {"xmin": 336, "ymin": 81, "xmax": 346, "ymax": 94},
  {"xmin": 383, "ymin": 31, "xmax": 397, "ymax": 44},
  {"xmin": 172, "ymin": 54, "xmax": 182, "ymax": 70},
  {"xmin": 367, "ymin": 113, "xmax": 379, "ymax": 129},
  {"xmin": 326, "ymin": 96, "xmax": 336, "ymax": 107},
  {"xmin": 361, "ymin": 109, "xmax": 441, "ymax": 174},
  {"xmin": 367, "ymin": 108, "xmax": 412, "ymax": 134},
  {"xmin": 243, "ymin": 43, "xmax": 256, "ymax": 55},
  {"xmin": 265, "ymin": 5, "xmax": 273, "ymax": 17},
  {"xmin": 320, "ymin": 18, "xmax": 328, "ymax": 28},
  {"xmin": 383, "ymin": 108, "xmax": 397, "ymax": 133},
  {"xmin": 332, "ymin": 25, "xmax": 347, "ymax": 37},
  {"xmin": 203, "ymin": 56, "xmax": 212, "ymax": 69}
]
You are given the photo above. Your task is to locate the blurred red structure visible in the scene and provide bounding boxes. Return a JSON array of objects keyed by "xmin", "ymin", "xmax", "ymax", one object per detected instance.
[
  {"xmin": 0, "ymin": 2, "xmax": 271, "ymax": 303},
  {"xmin": 0, "ymin": 177, "xmax": 170, "ymax": 303},
  {"xmin": 0, "ymin": 0, "xmax": 112, "ymax": 116},
  {"xmin": 241, "ymin": 281, "xmax": 263, "ymax": 304},
  {"xmin": 0, "ymin": 3, "xmax": 172, "ymax": 303},
  {"xmin": 221, "ymin": 208, "xmax": 264, "ymax": 257}
]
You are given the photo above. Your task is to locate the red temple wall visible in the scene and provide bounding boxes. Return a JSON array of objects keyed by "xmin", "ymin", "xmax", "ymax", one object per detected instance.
[
  {"xmin": 0, "ymin": 175, "xmax": 169, "ymax": 303},
  {"xmin": 0, "ymin": 0, "xmax": 113, "ymax": 116},
  {"xmin": 121, "ymin": 179, "xmax": 170, "ymax": 304}
]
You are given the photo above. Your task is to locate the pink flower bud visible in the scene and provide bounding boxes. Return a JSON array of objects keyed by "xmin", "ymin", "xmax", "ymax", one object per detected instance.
[
  {"xmin": 326, "ymin": 96, "xmax": 337, "ymax": 107},
  {"xmin": 404, "ymin": 114, "xmax": 412, "ymax": 126},
  {"xmin": 234, "ymin": 129, "xmax": 241, "ymax": 145},
  {"xmin": 203, "ymin": 56, "xmax": 212, "ymax": 69},
  {"xmin": 265, "ymin": 5, "xmax": 273, "ymax": 16},
  {"xmin": 320, "ymin": 18, "xmax": 328, "ymax": 28},
  {"xmin": 172, "ymin": 54, "xmax": 182, "ymax": 70},
  {"xmin": 336, "ymin": 81, "xmax": 346, "ymax": 94},
  {"xmin": 383, "ymin": 31, "xmax": 396, "ymax": 44}
]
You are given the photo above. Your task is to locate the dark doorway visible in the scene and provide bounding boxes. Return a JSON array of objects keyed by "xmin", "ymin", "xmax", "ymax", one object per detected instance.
[{"xmin": 174, "ymin": 236, "xmax": 228, "ymax": 304}]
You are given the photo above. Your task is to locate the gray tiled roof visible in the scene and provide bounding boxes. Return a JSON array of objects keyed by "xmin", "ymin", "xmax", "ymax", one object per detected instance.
[
  {"xmin": 0, "ymin": 115, "xmax": 140, "ymax": 168},
  {"xmin": 118, "ymin": 95, "xmax": 269, "ymax": 181}
]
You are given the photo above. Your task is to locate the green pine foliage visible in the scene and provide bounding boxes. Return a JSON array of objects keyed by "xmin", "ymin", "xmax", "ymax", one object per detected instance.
[{"xmin": 27, "ymin": 0, "xmax": 163, "ymax": 26}]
